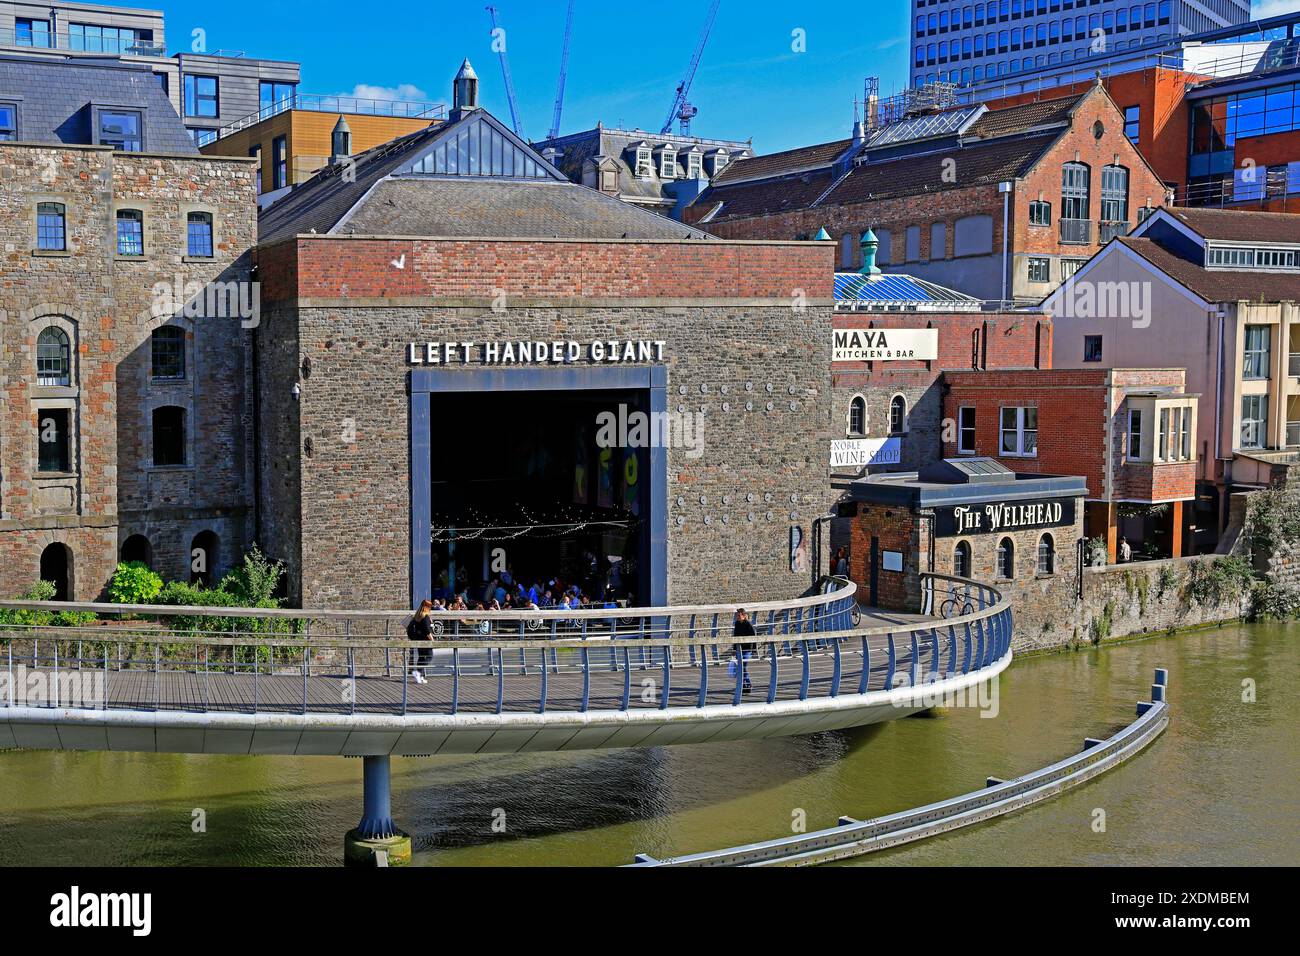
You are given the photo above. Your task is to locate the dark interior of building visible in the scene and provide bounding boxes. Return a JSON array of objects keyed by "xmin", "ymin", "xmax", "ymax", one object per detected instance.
[{"xmin": 427, "ymin": 389, "xmax": 649, "ymax": 607}]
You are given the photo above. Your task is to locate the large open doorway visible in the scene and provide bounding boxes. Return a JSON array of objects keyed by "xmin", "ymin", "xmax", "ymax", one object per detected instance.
[{"xmin": 410, "ymin": 367, "xmax": 667, "ymax": 610}]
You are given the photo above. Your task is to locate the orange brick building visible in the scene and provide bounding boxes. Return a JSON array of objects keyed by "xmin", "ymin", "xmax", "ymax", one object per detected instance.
[{"xmin": 941, "ymin": 368, "xmax": 1199, "ymax": 560}]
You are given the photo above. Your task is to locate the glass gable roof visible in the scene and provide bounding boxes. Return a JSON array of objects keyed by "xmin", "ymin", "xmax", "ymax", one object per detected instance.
[
  {"xmin": 403, "ymin": 116, "xmax": 554, "ymax": 179},
  {"xmin": 865, "ymin": 106, "xmax": 984, "ymax": 150}
]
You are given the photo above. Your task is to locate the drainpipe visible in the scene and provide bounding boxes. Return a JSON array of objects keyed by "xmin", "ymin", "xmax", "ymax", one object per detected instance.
[
  {"xmin": 999, "ymin": 181, "xmax": 1013, "ymax": 305},
  {"xmin": 1214, "ymin": 308, "xmax": 1227, "ymax": 532}
]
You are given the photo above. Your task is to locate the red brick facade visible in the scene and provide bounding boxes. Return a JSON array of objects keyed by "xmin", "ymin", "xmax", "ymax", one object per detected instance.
[{"xmin": 258, "ymin": 236, "xmax": 835, "ymax": 303}]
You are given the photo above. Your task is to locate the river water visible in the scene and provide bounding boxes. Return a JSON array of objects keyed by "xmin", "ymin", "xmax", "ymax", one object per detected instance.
[{"xmin": 1, "ymin": 621, "xmax": 1296, "ymax": 866}]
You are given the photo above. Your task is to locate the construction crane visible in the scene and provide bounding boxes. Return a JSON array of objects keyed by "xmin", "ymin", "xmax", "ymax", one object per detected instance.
[
  {"xmin": 660, "ymin": 0, "xmax": 721, "ymax": 136},
  {"xmin": 486, "ymin": 5, "xmax": 526, "ymax": 140},
  {"xmin": 547, "ymin": 0, "xmax": 576, "ymax": 140}
]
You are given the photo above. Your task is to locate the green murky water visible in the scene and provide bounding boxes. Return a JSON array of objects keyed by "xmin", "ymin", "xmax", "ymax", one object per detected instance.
[{"xmin": 1, "ymin": 621, "xmax": 1296, "ymax": 866}]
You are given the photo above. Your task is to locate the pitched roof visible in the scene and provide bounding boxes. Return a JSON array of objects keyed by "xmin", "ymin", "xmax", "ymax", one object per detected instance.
[
  {"xmin": 259, "ymin": 109, "xmax": 714, "ymax": 246},
  {"xmin": 1117, "ymin": 236, "xmax": 1300, "ymax": 302},
  {"xmin": 0, "ymin": 55, "xmax": 196, "ymax": 155},
  {"xmin": 691, "ymin": 167, "xmax": 838, "ymax": 223},
  {"xmin": 336, "ymin": 178, "xmax": 715, "ymax": 240},
  {"xmin": 825, "ymin": 132, "xmax": 1055, "ymax": 206},
  {"xmin": 1162, "ymin": 207, "xmax": 1300, "ymax": 245},
  {"xmin": 711, "ymin": 138, "xmax": 853, "ymax": 186},
  {"xmin": 965, "ymin": 93, "xmax": 1082, "ymax": 139}
]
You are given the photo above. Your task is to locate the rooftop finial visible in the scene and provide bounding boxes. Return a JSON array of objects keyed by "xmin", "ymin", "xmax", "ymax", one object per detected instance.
[
  {"xmin": 859, "ymin": 229, "xmax": 882, "ymax": 278},
  {"xmin": 453, "ymin": 58, "xmax": 480, "ymax": 118}
]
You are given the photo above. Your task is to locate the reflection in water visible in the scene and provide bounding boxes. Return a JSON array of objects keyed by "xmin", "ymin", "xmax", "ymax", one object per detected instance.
[{"xmin": 0, "ymin": 622, "xmax": 1296, "ymax": 866}]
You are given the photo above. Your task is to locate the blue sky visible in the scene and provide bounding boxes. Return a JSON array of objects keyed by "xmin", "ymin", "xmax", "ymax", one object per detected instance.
[
  {"xmin": 168, "ymin": 0, "xmax": 1292, "ymax": 154},
  {"xmin": 165, "ymin": 0, "xmax": 912, "ymax": 152}
]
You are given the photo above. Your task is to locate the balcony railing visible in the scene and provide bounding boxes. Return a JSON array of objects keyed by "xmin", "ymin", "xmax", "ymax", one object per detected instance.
[
  {"xmin": 1288, "ymin": 421, "xmax": 1300, "ymax": 448},
  {"xmin": 1099, "ymin": 220, "xmax": 1129, "ymax": 243},
  {"xmin": 0, "ymin": 27, "xmax": 166, "ymax": 56},
  {"xmin": 195, "ymin": 93, "xmax": 447, "ymax": 147},
  {"xmin": 1060, "ymin": 218, "xmax": 1091, "ymax": 245},
  {"xmin": 1173, "ymin": 172, "xmax": 1300, "ymax": 210},
  {"xmin": 1289, "ymin": 352, "xmax": 1300, "ymax": 378}
]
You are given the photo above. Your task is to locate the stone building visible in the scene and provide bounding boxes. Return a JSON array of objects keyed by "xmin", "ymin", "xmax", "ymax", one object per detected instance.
[
  {"xmin": 0, "ymin": 56, "xmax": 257, "ymax": 600},
  {"xmin": 253, "ymin": 64, "xmax": 837, "ymax": 610},
  {"xmin": 842, "ymin": 458, "xmax": 1087, "ymax": 631},
  {"xmin": 685, "ymin": 81, "xmax": 1167, "ymax": 303}
]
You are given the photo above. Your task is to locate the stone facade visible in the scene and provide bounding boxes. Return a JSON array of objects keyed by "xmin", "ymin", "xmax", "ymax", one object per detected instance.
[
  {"xmin": 256, "ymin": 235, "xmax": 838, "ymax": 609},
  {"xmin": 0, "ymin": 142, "xmax": 257, "ymax": 599}
]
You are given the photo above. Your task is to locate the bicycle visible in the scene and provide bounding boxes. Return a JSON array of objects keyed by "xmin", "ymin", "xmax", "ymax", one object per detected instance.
[{"xmin": 938, "ymin": 590, "xmax": 975, "ymax": 619}]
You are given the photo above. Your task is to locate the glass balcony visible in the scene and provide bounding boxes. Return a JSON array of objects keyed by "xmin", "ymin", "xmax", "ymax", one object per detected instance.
[
  {"xmin": 1060, "ymin": 218, "xmax": 1091, "ymax": 244},
  {"xmin": 196, "ymin": 94, "xmax": 447, "ymax": 148},
  {"xmin": 0, "ymin": 27, "xmax": 166, "ymax": 56}
]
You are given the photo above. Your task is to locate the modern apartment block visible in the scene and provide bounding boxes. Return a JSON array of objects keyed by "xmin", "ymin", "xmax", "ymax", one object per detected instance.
[
  {"xmin": 911, "ymin": 0, "xmax": 1248, "ymax": 89},
  {"xmin": 199, "ymin": 93, "xmax": 444, "ymax": 204},
  {"xmin": 0, "ymin": 1, "xmax": 300, "ymax": 143}
]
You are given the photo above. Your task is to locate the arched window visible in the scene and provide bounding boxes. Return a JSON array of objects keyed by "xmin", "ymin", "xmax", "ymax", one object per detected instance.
[
  {"xmin": 151, "ymin": 326, "xmax": 186, "ymax": 380},
  {"xmin": 954, "ymin": 541, "xmax": 972, "ymax": 578},
  {"xmin": 1101, "ymin": 164, "xmax": 1129, "ymax": 226},
  {"xmin": 1062, "ymin": 161, "xmax": 1091, "ymax": 225},
  {"xmin": 152, "ymin": 406, "xmax": 186, "ymax": 467},
  {"xmin": 121, "ymin": 534, "xmax": 152, "ymax": 568},
  {"xmin": 37, "ymin": 327, "xmax": 70, "ymax": 386},
  {"xmin": 191, "ymin": 530, "xmax": 220, "ymax": 586},
  {"xmin": 889, "ymin": 395, "xmax": 907, "ymax": 435},
  {"xmin": 997, "ymin": 537, "xmax": 1015, "ymax": 579},
  {"xmin": 1037, "ymin": 534, "xmax": 1055, "ymax": 575},
  {"xmin": 40, "ymin": 542, "xmax": 73, "ymax": 601},
  {"xmin": 849, "ymin": 396, "xmax": 866, "ymax": 436}
]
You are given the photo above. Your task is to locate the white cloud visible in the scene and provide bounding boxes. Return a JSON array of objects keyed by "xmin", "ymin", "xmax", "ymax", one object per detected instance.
[
  {"xmin": 1254, "ymin": 0, "xmax": 1300, "ymax": 17},
  {"xmin": 341, "ymin": 83, "xmax": 434, "ymax": 104}
]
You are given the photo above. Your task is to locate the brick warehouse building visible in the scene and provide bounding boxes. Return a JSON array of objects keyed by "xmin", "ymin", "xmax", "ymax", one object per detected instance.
[
  {"xmin": 252, "ymin": 65, "xmax": 838, "ymax": 610},
  {"xmin": 685, "ymin": 81, "xmax": 1166, "ymax": 304},
  {"xmin": 942, "ymin": 368, "xmax": 1199, "ymax": 560},
  {"xmin": 0, "ymin": 57, "xmax": 257, "ymax": 601}
]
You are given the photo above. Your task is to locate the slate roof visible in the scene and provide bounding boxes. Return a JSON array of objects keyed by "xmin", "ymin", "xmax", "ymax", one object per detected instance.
[
  {"xmin": 711, "ymin": 138, "xmax": 853, "ymax": 186},
  {"xmin": 686, "ymin": 89, "xmax": 1101, "ymax": 225},
  {"xmin": 339, "ymin": 178, "xmax": 715, "ymax": 240},
  {"xmin": 1116, "ymin": 236, "xmax": 1300, "ymax": 303},
  {"xmin": 0, "ymin": 55, "xmax": 196, "ymax": 155},
  {"xmin": 965, "ymin": 93, "xmax": 1082, "ymax": 139},
  {"xmin": 540, "ymin": 126, "xmax": 749, "ymax": 206},
  {"xmin": 259, "ymin": 109, "xmax": 714, "ymax": 246},
  {"xmin": 825, "ymin": 132, "xmax": 1056, "ymax": 205},
  {"xmin": 1162, "ymin": 207, "xmax": 1300, "ymax": 245}
]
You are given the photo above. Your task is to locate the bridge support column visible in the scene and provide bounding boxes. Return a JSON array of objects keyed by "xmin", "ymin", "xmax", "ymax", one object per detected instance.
[{"xmin": 344, "ymin": 755, "xmax": 412, "ymax": 867}]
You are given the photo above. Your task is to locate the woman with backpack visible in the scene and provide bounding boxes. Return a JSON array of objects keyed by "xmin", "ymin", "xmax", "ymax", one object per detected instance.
[{"xmin": 407, "ymin": 600, "xmax": 435, "ymax": 685}]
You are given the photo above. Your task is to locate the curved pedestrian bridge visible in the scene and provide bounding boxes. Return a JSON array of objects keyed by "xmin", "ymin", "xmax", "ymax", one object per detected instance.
[{"xmin": 0, "ymin": 575, "xmax": 1012, "ymax": 757}]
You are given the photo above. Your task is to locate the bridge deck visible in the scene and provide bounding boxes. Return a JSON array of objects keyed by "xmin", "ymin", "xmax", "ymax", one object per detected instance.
[{"xmin": 13, "ymin": 626, "xmax": 969, "ymax": 716}]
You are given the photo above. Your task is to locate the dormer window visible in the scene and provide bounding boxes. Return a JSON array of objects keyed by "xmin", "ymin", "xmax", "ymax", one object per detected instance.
[
  {"xmin": 1207, "ymin": 244, "xmax": 1299, "ymax": 270},
  {"xmin": 629, "ymin": 143, "xmax": 653, "ymax": 179},
  {"xmin": 707, "ymin": 149, "xmax": 729, "ymax": 177},
  {"xmin": 685, "ymin": 148, "xmax": 703, "ymax": 179},
  {"xmin": 658, "ymin": 144, "xmax": 678, "ymax": 179}
]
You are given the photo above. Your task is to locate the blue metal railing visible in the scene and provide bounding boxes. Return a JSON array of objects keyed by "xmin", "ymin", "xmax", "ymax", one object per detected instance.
[{"xmin": 0, "ymin": 575, "xmax": 1011, "ymax": 718}]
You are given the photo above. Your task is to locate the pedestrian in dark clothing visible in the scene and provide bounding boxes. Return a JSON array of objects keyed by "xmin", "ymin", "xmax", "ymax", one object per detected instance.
[
  {"xmin": 732, "ymin": 608, "xmax": 757, "ymax": 694},
  {"xmin": 407, "ymin": 600, "xmax": 435, "ymax": 684}
]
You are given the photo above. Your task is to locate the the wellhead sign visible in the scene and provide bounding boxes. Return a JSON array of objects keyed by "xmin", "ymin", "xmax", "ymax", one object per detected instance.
[{"xmin": 934, "ymin": 497, "xmax": 1076, "ymax": 537}]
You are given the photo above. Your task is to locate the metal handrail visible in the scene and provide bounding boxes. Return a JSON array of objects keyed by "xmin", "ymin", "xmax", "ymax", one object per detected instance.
[
  {"xmin": 1059, "ymin": 218, "xmax": 1091, "ymax": 245},
  {"xmin": 196, "ymin": 93, "xmax": 447, "ymax": 147},
  {"xmin": 0, "ymin": 575, "xmax": 1013, "ymax": 717}
]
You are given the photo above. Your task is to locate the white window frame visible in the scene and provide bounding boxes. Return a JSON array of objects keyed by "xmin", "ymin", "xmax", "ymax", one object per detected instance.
[
  {"xmin": 957, "ymin": 406, "xmax": 976, "ymax": 454},
  {"xmin": 1241, "ymin": 395, "xmax": 1269, "ymax": 449},
  {"xmin": 1000, "ymin": 406, "xmax": 1038, "ymax": 458},
  {"xmin": 1242, "ymin": 325, "xmax": 1271, "ymax": 380}
]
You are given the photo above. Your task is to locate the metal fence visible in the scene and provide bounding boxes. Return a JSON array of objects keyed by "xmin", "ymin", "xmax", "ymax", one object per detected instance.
[{"xmin": 0, "ymin": 575, "xmax": 1011, "ymax": 718}]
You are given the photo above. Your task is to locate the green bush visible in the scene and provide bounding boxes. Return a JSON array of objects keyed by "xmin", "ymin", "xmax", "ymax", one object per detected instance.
[
  {"xmin": 155, "ymin": 547, "xmax": 297, "ymax": 637},
  {"xmin": 108, "ymin": 561, "xmax": 163, "ymax": 605},
  {"xmin": 1185, "ymin": 556, "xmax": 1256, "ymax": 607},
  {"xmin": 0, "ymin": 580, "xmax": 97, "ymax": 630},
  {"xmin": 1248, "ymin": 580, "xmax": 1300, "ymax": 622}
]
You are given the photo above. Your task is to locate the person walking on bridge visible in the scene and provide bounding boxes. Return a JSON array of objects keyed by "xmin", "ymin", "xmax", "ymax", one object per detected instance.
[
  {"xmin": 732, "ymin": 609, "xmax": 757, "ymax": 695},
  {"xmin": 407, "ymin": 600, "xmax": 435, "ymax": 684}
]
